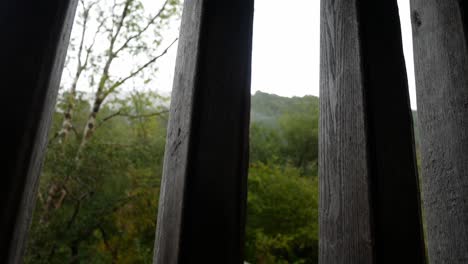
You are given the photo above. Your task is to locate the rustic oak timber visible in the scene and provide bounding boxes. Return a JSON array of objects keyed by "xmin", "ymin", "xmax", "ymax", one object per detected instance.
[
  {"xmin": 410, "ymin": 0, "xmax": 468, "ymax": 262},
  {"xmin": 320, "ymin": 0, "xmax": 425, "ymax": 263},
  {"xmin": 0, "ymin": 0, "xmax": 78, "ymax": 263},
  {"xmin": 153, "ymin": 0, "xmax": 254, "ymax": 263}
]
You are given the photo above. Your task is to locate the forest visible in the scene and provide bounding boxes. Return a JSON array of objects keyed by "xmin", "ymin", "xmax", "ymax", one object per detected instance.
[
  {"xmin": 25, "ymin": 90, "xmax": 320, "ymax": 264},
  {"xmin": 22, "ymin": 0, "xmax": 420, "ymax": 263}
]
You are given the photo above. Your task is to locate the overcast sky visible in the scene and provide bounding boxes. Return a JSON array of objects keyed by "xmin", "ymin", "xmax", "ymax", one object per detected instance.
[
  {"xmin": 73, "ymin": 0, "xmax": 417, "ymax": 109},
  {"xmin": 250, "ymin": 0, "xmax": 416, "ymax": 109},
  {"xmin": 156, "ymin": 0, "xmax": 417, "ymax": 108}
]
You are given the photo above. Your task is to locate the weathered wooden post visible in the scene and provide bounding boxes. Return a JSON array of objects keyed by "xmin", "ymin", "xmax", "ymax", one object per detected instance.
[
  {"xmin": 320, "ymin": 0, "xmax": 426, "ymax": 263},
  {"xmin": 410, "ymin": 1, "xmax": 468, "ymax": 262},
  {"xmin": 153, "ymin": 0, "xmax": 254, "ymax": 263},
  {"xmin": 0, "ymin": 0, "xmax": 77, "ymax": 263}
]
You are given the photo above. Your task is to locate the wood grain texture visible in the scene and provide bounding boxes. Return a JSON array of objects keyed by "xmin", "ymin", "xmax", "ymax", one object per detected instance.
[
  {"xmin": 410, "ymin": 0, "xmax": 468, "ymax": 262},
  {"xmin": 0, "ymin": 0, "xmax": 78, "ymax": 263},
  {"xmin": 320, "ymin": 0, "xmax": 425, "ymax": 262},
  {"xmin": 153, "ymin": 0, "xmax": 254, "ymax": 263},
  {"xmin": 320, "ymin": 0, "xmax": 374, "ymax": 262}
]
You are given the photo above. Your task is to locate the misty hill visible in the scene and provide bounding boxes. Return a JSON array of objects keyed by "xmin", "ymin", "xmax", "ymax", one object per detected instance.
[
  {"xmin": 251, "ymin": 90, "xmax": 419, "ymax": 147},
  {"xmin": 250, "ymin": 91, "xmax": 319, "ymax": 127}
]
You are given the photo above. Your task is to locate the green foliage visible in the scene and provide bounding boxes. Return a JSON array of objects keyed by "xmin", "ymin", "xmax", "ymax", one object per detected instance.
[
  {"xmin": 245, "ymin": 163, "xmax": 318, "ymax": 264},
  {"xmin": 247, "ymin": 91, "xmax": 320, "ymax": 263},
  {"xmin": 26, "ymin": 93, "xmax": 169, "ymax": 264},
  {"xmin": 278, "ymin": 112, "xmax": 318, "ymax": 175},
  {"xmin": 250, "ymin": 91, "xmax": 319, "ymax": 177},
  {"xmin": 26, "ymin": 91, "xmax": 320, "ymax": 263},
  {"xmin": 249, "ymin": 123, "xmax": 282, "ymax": 164},
  {"xmin": 251, "ymin": 91, "xmax": 319, "ymax": 127}
]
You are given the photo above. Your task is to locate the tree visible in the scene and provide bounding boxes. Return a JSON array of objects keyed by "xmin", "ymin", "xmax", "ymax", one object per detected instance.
[
  {"xmin": 249, "ymin": 123, "xmax": 281, "ymax": 164},
  {"xmin": 278, "ymin": 111, "xmax": 318, "ymax": 175},
  {"xmin": 44, "ymin": 0, "xmax": 179, "ymax": 216},
  {"xmin": 26, "ymin": 0, "xmax": 181, "ymax": 262},
  {"xmin": 245, "ymin": 163, "xmax": 319, "ymax": 264},
  {"xmin": 27, "ymin": 92, "xmax": 170, "ymax": 263}
]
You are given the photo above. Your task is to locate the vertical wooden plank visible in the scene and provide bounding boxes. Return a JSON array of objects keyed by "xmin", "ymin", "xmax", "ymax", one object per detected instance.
[
  {"xmin": 320, "ymin": 0, "xmax": 374, "ymax": 262},
  {"xmin": 410, "ymin": 0, "xmax": 468, "ymax": 262},
  {"xmin": 320, "ymin": 0, "xmax": 425, "ymax": 262},
  {"xmin": 0, "ymin": 0, "xmax": 78, "ymax": 263},
  {"xmin": 153, "ymin": 0, "xmax": 254, "ymax": 263},
  {"xmin": 358, "ymin": 1, "xmax": 426, "ymax": 262}
]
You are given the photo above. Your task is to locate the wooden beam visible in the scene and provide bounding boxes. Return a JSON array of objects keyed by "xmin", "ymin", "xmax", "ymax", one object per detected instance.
[
  {"xmin": 0, "ymin": 0, "xmax": 78, "ymax": 263},
  {"xmin": 320, "ymin": 0, "xmax": 426, "ymax": 262},
  {"xmin": 410, "ymin": 0, "xmax": 468, "ymax": 262},
  {"xmin": 153, "ymin": 0, "xmax": 254, "ymax": 263}
]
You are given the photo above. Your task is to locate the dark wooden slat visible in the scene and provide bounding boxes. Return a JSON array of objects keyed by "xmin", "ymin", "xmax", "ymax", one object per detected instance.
[
  {"xmin": 0, "ymin": 0, "xmax": 78, "ymax": 263},
  {"xmin": 320, "ymin": 0, "xmax": 374, "ymax": 262},
  {"xmin": 320, "ymin": 0, "xmax": 425, "ymax": 262},
  {"xmin": 358, "ymin": 1, "xmax": 426, "ymax": 262},
  {"xmin": 153, "ymin": 0, "xmax": 254, "ymax": 263},
  {"xmin": 410, "ymin": 0, "xmax": 468, "ymax": 262}
]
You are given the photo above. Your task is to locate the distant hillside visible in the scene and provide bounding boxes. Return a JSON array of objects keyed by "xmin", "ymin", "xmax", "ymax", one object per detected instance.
[
  {"xmin": 251, "ymin": 90, "xmax": 419, "ymax": 148},
  {"xmin": 250, "ymin": 91, "xmax": 319, "ymax": 127}
]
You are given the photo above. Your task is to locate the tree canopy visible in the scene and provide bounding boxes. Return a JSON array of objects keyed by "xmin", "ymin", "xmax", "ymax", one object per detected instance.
[{"xmin": 24, "ymin": 0, "xmax": 321, "ymax": 262}]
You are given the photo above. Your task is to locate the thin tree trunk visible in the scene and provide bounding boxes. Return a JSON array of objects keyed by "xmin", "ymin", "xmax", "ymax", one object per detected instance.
[
  {"xmin": 70, "ymin": 240, "xmax": 79, "ymax": 264},
  {"xmin": 40, "ymin": 183, "xmax": 67, "ymax": 223},
  {"xmin": 57, "ymin": 1, "xmax": 93, "ymax": 144},
  {"xmin": 99, "ymin": 227, "xmax": 118, "ymax": 264},
  {"xmin": 74, "ymin": 0, "xmax": 129, "ymax": 158},
  {"xmin": 76, "ymin": 95, "xmax": 103, "ymax": 159},
  {"xmin": 57, "ymin": 87, "xmax": 76, "ymax": 143}
]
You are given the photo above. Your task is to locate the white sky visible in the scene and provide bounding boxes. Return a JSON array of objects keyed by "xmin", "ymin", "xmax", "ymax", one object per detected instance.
[
  {"xmin": 70, "ymin": 0, "xmax": 417, "ymax": 109},
  {"xmin": 250, "ymin": 0, "xmax": 417, "ymax": 109}
]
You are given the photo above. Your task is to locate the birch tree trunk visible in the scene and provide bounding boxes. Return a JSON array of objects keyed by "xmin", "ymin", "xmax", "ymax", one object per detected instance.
[{"xmin": 43, "ymin": 0, "xmax": 179, "ymax": 222}]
